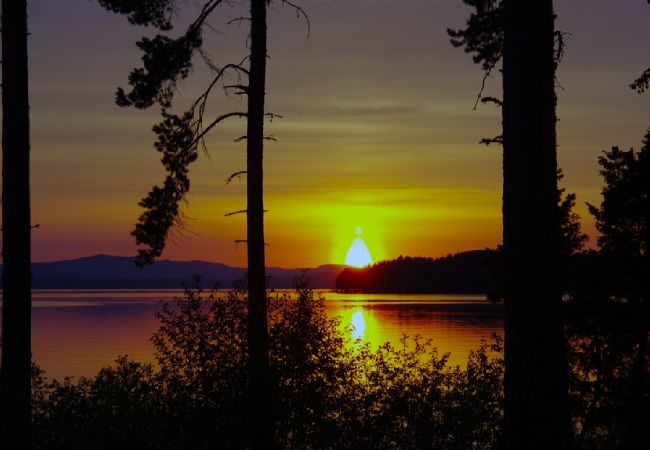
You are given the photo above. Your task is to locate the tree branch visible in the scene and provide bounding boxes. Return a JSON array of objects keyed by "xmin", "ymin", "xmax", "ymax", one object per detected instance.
[
  {"xmin": 234, "ymin": 240, "xmax": 270, "ymax": 245},
  {"xmin": 265, "ymin": 112, "xmax": 283, "ymax": 121},
  {"xmin": 473, "ymin": 69, "xmax": 493, "ymax": 110},
  {"xmin": 227, "ymin": 16, "xmax": 251, "ymax": 26},
  {"xmin": 223, "ymin": 84, "xmax": 249, "ymax": 95},
  {"xmin": 226, "ymin": 171, "xmax": 247, "ymax": 184},
  {"xmin": 281, "ymin": 0, "xmax": 311, "ymax": 40},
  {"xmin": 224, "ymin": 209, "xmax": 268, "ymax": 217},
  {"xmin": 481, "ymin": 96, "xmax": 502, "ymax": 107},
  {"xmin": 190, "ymin": 111, "xmax": 247, "ymax": 150},
  {"xmin": 225, "ymin": 209, "xmax": 247, "ymax": 217},
  {"xmin": 479, "ymin": 135, "xmax": 503, "ymax": 146}
]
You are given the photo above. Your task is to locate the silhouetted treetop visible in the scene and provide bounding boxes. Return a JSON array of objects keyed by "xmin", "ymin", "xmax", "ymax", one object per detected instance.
[
  {"xmin": 447, "ymin": 0, "xmax": 502, "ymax": 75},
  {"xmin": 588, "ymin": 129, "xmax": 650, "ymax": 257},
  {"xmin": 117, "ymin": 29, "xmax": 202, "ymax": 108},
  {"xmin": 98, "ymin": 0, "xmax": 176, "ymax": 30},
  {"xmin": 558, "ymin": 170, "xmax": 588, "ymax": 255}
]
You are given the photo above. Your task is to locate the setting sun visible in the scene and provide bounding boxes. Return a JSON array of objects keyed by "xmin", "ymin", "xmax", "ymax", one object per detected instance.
[{"xmin": 344, "ymin": 227, "xmax": 373, "ymax": 267}]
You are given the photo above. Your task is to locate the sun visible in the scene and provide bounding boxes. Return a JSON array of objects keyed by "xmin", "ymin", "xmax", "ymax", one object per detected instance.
[{"xmin": 344, "ymin": 227, "xmax": 373, "ymax": 267}]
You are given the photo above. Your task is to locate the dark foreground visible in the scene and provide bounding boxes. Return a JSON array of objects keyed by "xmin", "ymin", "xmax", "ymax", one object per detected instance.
[{"xmin": 30, "ymin": 280, "xmax": 647, "ymax": 449}]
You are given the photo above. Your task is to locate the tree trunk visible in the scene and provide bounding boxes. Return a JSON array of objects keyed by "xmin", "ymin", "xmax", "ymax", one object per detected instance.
[
  {"xmin": 246, "ymin": 0, "xmax": 273, "ymax": 447},
  {"xmin": 1, "ymin": 0, "xmax": 33, "ymax": 448},
  {"xmin": 501, "ymin": 1, "xmax": 570, "ymax": 448}
]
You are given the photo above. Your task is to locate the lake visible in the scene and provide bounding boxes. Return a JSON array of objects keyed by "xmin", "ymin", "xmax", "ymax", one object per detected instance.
[{"xmin": 10, "ymin": 290, "xmax": 503, "ymax": 380}]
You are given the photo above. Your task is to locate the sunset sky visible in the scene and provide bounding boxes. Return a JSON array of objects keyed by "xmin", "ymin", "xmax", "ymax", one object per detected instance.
[{"xmin": 15, "ymin": 0, "xmax": 650, "ymax": 267}]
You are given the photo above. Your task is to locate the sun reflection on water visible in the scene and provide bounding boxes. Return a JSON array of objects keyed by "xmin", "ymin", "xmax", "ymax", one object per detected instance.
[
  {"xmin": 350, "ymin": 309, "xmax": 366, "ymax": 340},
  {"xmin": 340, "ymin": 307, "xmax": 383, "ymax": 346}
]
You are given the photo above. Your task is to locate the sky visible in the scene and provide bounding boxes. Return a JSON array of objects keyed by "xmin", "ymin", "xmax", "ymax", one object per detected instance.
[{"xmin": 4, "ymin": 0, "xmax": 649, "ymax": 267}]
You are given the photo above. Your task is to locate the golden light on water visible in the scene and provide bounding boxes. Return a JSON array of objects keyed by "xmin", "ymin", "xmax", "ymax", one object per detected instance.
[
  {"xmin": 344, "ymin": 226, "xmax": 373, "ymax": 267},
  {"xmin": 350, "ymin": 309, "xmax": 366, "ymax": 340},
  {"xmin": 340, "ymin": 307, "xmax": 382, "ymax": 346}
]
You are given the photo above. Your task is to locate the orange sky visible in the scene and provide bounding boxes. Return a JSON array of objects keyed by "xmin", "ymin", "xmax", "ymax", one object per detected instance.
[{"xmin": 6, "ymin": 0, "xmax": 650, "ymax": 267}]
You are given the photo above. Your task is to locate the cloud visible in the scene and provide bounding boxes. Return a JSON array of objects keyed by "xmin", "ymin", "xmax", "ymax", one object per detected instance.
[{"xmin": 279, "ymin": 103, "xmax": 428, "ymax": 119}]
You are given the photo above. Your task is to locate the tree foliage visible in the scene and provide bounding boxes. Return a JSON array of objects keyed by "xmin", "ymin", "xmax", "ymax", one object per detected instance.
[
  {"xmin": 132, "ymin": 111, "xmax": 199, "ymax": 266},
  {"xmin": 98, "ymin": 0, "xmax": 240, "ymax": 266},
  {"xmin": 588, "ymin": 130, "xmax": 650, "ymax": 258},
  {"xmin": 117, "ymin": 30, "xmax": 202, "ymax": 109},
  {"xmin": 558, "ymin": 170, "xmax": 588, "ymax": 255},
  {"xmin": 98, "ymin": 0, "xmax": 175, "ymax": 30},
  {"xmin": 447, "ymin": 0, "xmax": 502, "ymax": 75},
  {"xmin": 630, "ymin": 68, "xmax": 650, "ymax": 94}
]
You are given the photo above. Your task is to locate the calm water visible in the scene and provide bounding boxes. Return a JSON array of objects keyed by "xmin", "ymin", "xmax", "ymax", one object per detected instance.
[{"xmin": 9, "ymin": 290, "xmax": 503, "ymax": 380}]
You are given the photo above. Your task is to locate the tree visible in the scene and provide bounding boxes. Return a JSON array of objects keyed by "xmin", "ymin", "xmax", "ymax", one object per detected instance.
[
  {"xmin": 501, "ymin": 3, "xmax": 571, "ymax": 447},
  {"xmin": 1, "ymin": 0, "xmax": 33, "ymax": 447},
  {"xmin": 588, "ymin": 138, "xmax": 650, "ymax": 259},
  {"xmin": 449, "ymin": 1, "xmax": 571, "ymax": 448},
  {"xmin": 589, "ymin": 134, "xmax": 650, "ymax": 422},
  {"xmin": 564, "ymin": 132, "xmax": 650, "ymax": 449},
  {"xmin": 97, "ymin": 0, "xmax": 306, "ymax": 446}
]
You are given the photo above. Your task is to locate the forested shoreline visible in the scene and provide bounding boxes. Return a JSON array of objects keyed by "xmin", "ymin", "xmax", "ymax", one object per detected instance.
[{"xmin": 336, "ymin": 251, "xmax": 497, "ymax": 293}]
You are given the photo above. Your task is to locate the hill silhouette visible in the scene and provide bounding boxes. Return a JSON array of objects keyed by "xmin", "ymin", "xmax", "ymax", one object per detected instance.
[
  {"xmin": 0, "ymin": 252, "xmax": 498, "ymax": 291},
  {"xmin": 336, "ymin": 250, "xmax": 497, "ymax": 293},
  {"xmin": 0, "ymin": 254, "xmax": 345, "ymax": 289}
]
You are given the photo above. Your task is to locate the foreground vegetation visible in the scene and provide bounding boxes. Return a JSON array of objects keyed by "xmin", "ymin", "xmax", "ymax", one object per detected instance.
[
  {"xmin": 32, "ymin": 277, "xmax": 503, "ymax": 450},
  {"xmin": 29, "ymin": 274, "xmax": 646, "ymax": 449}
]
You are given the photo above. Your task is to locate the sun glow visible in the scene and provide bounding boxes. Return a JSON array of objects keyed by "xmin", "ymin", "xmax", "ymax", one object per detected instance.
[{"xmin": 344, "ymin": 227, "xmax": 373, "ymax": 267}]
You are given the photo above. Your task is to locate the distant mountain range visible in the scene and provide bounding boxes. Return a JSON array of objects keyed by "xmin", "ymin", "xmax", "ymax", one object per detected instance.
[
  {"xmin": 0, "ymin": 254, "xmax": 346, "ymax": 289},
  {"xmin": 0, "ymin": 250, "xmax": 497, "ymax": 291}
]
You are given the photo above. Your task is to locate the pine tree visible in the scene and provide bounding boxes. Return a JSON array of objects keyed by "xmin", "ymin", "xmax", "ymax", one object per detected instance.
[
  {"xmin": 97, "ymin": 1, "xmax": 306, "ymax": 446},
  {"xmin": 449, "ymin": 2, "xmax": 571, "ymax": 447}
]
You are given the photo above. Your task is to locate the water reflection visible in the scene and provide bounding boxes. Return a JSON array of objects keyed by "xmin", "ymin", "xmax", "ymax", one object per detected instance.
[
  {"xmin": 6, "ymin": 290, "xmax": 503, "ymax": 379},
  {"xmin": 350, "ymin": 309, "xmax": 366, "ymax": 340},
  {"xmin": 330, "ymin": 298, "xmax": 503, "ymax": 366}
]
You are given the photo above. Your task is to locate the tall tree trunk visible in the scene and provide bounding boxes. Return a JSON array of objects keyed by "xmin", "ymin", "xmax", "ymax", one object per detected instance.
[
  {"xmin": 246, "ymin": 0, "xmax": 273, "ymax": 447},
  {"xmin": 1, "ymin": 0, "xmax": 33, "ymax": 448},
  {"xmin": 501, "ymin": 1, "xmax": 570, "ymax": 449}
]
